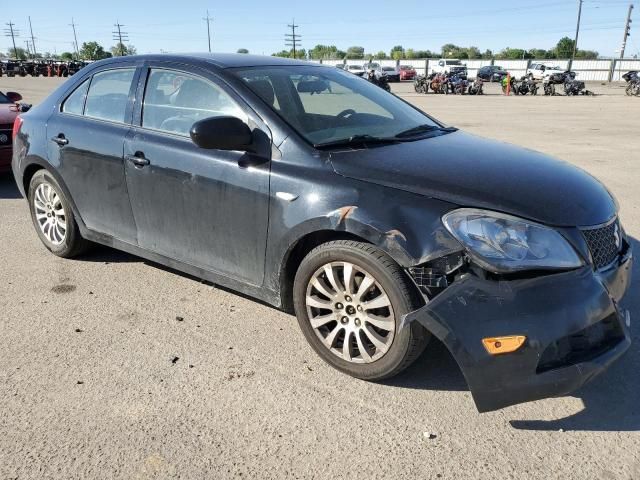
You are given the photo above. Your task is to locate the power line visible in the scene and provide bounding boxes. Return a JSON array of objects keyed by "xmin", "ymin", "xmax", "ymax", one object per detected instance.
[
  {"xmin": 28, "ymin": 16, "xmax": 37, "ymax": 57},
  {"xmin": 4, "ymin": 21, "xmax": 19, "ymax": 59},
  {"xmin": 69, "ymin": 18, "xmax": 79, "ymax": 59},
  {"xmin": 620, "ymin": 3, "xmax": 634, "ymax": 58},
  {"xmin": 203, "ymin": 10, "xmax": 213, "ymax": 52},
  {"xmin": 572, "ymin": 0, "xmax": 584, "ymax": 61},
  {"xmin": 285, "ymin": 19, "xmax": 301, "ymax": 58},
  {"xmin": 112, "ymin": 21, "xmax": 129, "ymax": 56}
]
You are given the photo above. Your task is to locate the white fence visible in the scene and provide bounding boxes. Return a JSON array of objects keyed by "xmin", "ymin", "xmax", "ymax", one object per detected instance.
[{"xmin": 316, "ymin": 58, "xmax": 640, "ymax": 81}]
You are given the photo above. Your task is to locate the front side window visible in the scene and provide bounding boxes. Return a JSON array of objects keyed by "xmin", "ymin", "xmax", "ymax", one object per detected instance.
[
  {"xmin": 234, "ymin": 66, "xmax": 439, "ymax": 146},
  {"xmin": 84, "ymin": 68, "xmax": 136, "ymax": 123},
  {"xmin": 142, "ymin": 69, "xmax": 246, "ymax": 136},
  {"xmin": 62, "ymin": 79, "xmax": 90, "ymax": 115}
]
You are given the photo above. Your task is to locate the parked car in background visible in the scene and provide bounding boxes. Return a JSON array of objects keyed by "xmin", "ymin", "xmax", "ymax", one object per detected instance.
[
  {"xmin": 477, "ymin": 65, "xmax": 508, "ymax": 82},
  {"xmin": 399, "ymin": 65, "xmax": 417, "ymax": 81},
  {"xmin": 381, "ymin": 66, "xmax": 400, "ymax": 82},
  {"xmin": 432, "ymin": 59, "xmax": 467, "ymax": 78},
  {"xmin": 1, "ymin": 90, "xmax": 29, "ymax": 172},
  {"xmin": 12, "ymin": 53, "xmax": 633, "ymax": 414},
  {"xmin": 335, "ymin": 64, "xmax": 345, "ymax": 70},
  {"xmin": 527, "ymin": 63, "xmax": 563, "ymax": 80},
  {"xmin": 345, "ymin": 64, "xmax": 366, "ymax": 77}
]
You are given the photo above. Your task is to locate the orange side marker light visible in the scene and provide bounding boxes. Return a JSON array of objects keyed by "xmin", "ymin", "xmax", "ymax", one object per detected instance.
[{"xmin": 482, "ymin": 336, "xmax": 526, "ymax": 355}]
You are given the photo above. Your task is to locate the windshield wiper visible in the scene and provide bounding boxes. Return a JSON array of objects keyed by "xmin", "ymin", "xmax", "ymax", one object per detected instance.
[
  {"xmin": 314, "ymin": 134, "xmax": 400, "ymax": 149},
  {"xmin": 394, "ymin": 124, "xmax": 458, "ymax": 139}
]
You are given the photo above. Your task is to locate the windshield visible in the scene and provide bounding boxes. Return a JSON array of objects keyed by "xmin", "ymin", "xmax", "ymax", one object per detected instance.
[
  {"xmin": 0, "ymin": 92, "xmax": 11, "ymax": 104},
  {"xmin": 232, "ymin": 65, "xmax": 439, "ymax": 146}
]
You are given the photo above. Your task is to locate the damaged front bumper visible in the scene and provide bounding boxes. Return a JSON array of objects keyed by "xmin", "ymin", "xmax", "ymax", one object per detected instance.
[{"xmin": 403, "ymin": 245, "xmax": 633, "ymax": 413}]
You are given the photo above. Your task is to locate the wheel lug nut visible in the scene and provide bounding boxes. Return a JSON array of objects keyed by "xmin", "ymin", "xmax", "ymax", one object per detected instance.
[
  {"xmin": 345, "ymin": 295, "xmax": 352, "ymax": 302},
  {"xmin": 357, "ymin": 305, "xmax": 363, "ymax": 312},
  {"xmin": 341, "ymin": 316, "xmax": 349, "ymax": 324},
  {"xmin": 355, "ymin": 318, "xmax": 361, "ymax": 327},
  {"xmin": 335, "ymin": 303, "xmax": 343, "ymax": 310}
]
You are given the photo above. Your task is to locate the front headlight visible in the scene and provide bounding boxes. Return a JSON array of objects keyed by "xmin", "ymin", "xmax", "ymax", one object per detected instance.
[{"xmin": 442, "ymin": 208, "xmax": 583, "ymax": 273}]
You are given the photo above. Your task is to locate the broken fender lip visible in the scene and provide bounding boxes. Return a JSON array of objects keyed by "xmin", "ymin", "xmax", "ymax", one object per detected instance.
[{"xmin": 401, "ymin": 250, "xmax": 633, "ymax": 413}]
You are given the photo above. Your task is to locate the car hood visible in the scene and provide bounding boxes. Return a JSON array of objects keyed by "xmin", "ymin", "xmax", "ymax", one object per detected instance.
[
  {"xmin": 329, "ymin": 130, "xmax": 616, "ymax": 227},
  {"xmin": 0, "ymin": 104, "xmax": 18, "ymax": 124}
]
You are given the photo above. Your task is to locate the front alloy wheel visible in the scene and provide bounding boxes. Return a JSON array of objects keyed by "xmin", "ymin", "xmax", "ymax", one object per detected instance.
[
  {"xmin": 306, "ymin": 261, "xmax": 395, "ymax": 363},
  {"xmin": 293, "ymin": 240, "xmax": 429, "ymax": 381}
]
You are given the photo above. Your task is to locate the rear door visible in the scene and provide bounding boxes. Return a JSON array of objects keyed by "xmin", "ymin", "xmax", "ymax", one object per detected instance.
[
  {"xmin": 124, "ymin": 63, "xmax": 271, "ymax": 285},
  {"xmin": 46, "ymin": 65, "xmax": 139, "ymax": 243}
]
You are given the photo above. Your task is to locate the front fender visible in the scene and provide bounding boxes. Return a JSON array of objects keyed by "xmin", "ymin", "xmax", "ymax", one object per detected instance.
[{"xmin": 263, "ymin": 139, "xmax": 463, "ymax": 299}]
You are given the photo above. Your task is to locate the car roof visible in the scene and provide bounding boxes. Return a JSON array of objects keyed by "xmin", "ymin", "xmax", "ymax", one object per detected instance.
[{"xmin": 90, "ymin": 53, "xmax": 313, "ymax": 69}]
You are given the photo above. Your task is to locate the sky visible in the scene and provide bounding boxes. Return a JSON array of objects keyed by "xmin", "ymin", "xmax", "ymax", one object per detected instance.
[{"xmin": 2, "ymin": 0, "xmax": 638, "ymax": 58}]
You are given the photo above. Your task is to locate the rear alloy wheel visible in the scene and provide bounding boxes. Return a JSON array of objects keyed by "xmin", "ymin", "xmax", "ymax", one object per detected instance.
[
  {"xmin": 28, "ymin": 170, "xmax": 90, "ymax": 258},
  {"xmin": 293, "ymin": 240, "xmax": 429, "ymax": 380},
  {"xmin": 33, "ymin": 182, "xmax": 67, "ymax": 245}
]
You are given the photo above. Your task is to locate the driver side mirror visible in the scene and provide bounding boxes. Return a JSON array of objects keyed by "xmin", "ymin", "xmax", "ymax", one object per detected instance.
[
  {"xmin": 6, "ymin": 91, "xmax": 22, "ymax": 103},
  {"xmin": 190, "ymin": 116, "xmax": 253, "ymax": 151}
]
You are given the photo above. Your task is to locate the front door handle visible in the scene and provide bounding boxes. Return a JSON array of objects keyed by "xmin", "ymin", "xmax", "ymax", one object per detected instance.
[
  {"xmin": 51, "ymin": 134, "xmax": 69, "ymax": 146},
  {"xmin": 126, "ymin": 153, "xmax": 150, "ymax": 168}
]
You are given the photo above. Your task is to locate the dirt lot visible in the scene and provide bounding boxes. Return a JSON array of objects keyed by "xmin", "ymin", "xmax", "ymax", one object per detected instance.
[{"xmin": 1, "ymin": 75, "xmax": 639, "ymax": 480}]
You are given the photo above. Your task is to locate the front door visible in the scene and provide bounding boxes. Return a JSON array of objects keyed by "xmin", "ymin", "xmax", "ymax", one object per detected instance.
[{"xmin": 124, "ymin": 65, "xmax": 271, "ymax": 285}]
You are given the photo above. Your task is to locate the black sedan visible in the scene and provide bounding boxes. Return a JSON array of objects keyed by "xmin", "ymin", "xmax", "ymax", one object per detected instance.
[
  {"xmin": 12, "ymin": 54, "xmax": 632, "ymax": 412},
  {"xmin": 477, "ymin": 65, "xmax": 509, "ymax": 82}
]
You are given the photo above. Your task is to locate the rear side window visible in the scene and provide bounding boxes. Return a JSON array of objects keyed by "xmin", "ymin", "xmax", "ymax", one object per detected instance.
[
  {"xmin": 141, "ymin": 69, "xmax": 246, "ymax": 136},
  {"xmin": 62, "ymin": 79, "xmax": 90, "ymax": 115},
  {"xmin": 84, "ymin": 68, "xmax": 136, "ymax": 124}
]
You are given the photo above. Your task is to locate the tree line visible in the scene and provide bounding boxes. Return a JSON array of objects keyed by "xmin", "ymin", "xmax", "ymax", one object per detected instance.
[
  {"xmin": 2, "ymin": 41, "xmax": 137, "ymax": 61},
  {"xmin": 272, "ymin": 37, "xmax": 599, "ymax": 60}
]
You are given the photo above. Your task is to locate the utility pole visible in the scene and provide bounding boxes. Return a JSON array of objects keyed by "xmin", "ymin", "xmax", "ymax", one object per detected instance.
[
  {"xmin": 4, "ymin": 22, "xmax": 19, "ymax": 59},
  {"xmin": 620, "ymin": 4, "xmax": 634, "ymax": 59},
  {"xmin": 28, "ymin": 16, "xmax": 37, "ymax": 57},
  {"xmin": 285, "ymin": 19, "xmax": 301, "ymax": 59},
  {"xmin": 572, "ymin": 0, "xmax": 583, "ymax": 63},
  {"xmin": 112, "ymin": 22, "xmax": 129, "ymax": 56},
  {"xmin": 70, "ymin": 18, "xmax": 79, "ymax": 59},
  {"xmin": 203, "ymin": 10, "xmax": 213, "ymax": 52}
]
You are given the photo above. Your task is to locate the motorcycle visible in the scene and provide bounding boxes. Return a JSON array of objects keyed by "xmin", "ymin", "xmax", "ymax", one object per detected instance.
[
  {"xmin": 367, "ymin": 70, "xmax": 391, "ymax": 92},
  {"xmin": 522, "ymin": 76, "xmax": 539, "ymax": 95},
  {"xmin": 623, "ymin": 71, "xmax": 640, "ymax": 96},
  {"xmin": 413, "ymin": 75, "xmax": 429, "ymax": 94},
  {"xmin": 449, "ymin": 74, "xmax": 468, "ymax": 94},
  {"xmin": 429, "ymin": 72, "xmax": 448, "ymax": 94},
  {"xmin": 467, "ymin": 77, "xmax": 484, "ymax": 95},
  {"xmin": 501, "ymin": 76, "xmax": 521, "ymax": 95}
]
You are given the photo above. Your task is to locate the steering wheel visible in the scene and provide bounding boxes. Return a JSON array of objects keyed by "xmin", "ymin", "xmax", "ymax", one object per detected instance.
[{"xmin": 337, "ymin": 109, "xmax": 356, "ymax": 120}]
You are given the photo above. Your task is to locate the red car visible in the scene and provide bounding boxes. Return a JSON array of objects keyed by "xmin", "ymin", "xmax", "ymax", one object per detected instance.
[
  {"xmin": 399, "ymin": 65, "xmax": 417, "ymax": 81},
  {"xmin": 0, "ymin": 91, "xmax": 24, "ymax": 173}
]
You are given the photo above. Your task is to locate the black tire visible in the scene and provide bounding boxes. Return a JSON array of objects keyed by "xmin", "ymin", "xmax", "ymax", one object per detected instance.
[
  {"xmin": 28, "ymin": 170, "xmax": 90, "ymax": 258},
  {"xmin": 626, "ymin": 84, "xmax": 633, "ymax": 96},
  {"xmin": 293, "ymin": 240, "xmax": 429, "ymax": 381}
]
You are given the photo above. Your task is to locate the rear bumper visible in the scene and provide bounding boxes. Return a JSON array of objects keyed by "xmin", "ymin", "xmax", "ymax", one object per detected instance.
[
  {"xmin": 402, "ymin": 242, "xmax": 633, "ymax": 412},
  {"xmin": 0, "ymin": 147, "xmax": 11, "ymax": 173}
]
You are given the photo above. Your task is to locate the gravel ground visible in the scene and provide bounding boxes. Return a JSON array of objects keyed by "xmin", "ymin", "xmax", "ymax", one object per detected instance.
[{"xmin": 1, "ymin": 76, "xmax": 639, "ymax": 480}]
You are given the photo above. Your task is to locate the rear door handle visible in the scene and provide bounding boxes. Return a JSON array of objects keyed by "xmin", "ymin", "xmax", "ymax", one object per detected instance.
[
  {"xmin": 51, "ymin": 135, "xmax": 69, "ymax": 146},
  {"xmin": 126, "ymin": 153, "xmax": 150, "ymax": 168}
]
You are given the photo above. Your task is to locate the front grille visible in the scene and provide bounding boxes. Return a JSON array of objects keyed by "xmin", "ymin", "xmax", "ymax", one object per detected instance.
[
  {"xmin": 537, "ymin": 314, "xmax": 625, "ymax": 373},
  {"xmin": 581, "ymin": 219, "xmax": 621, "ymax": 269}
]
